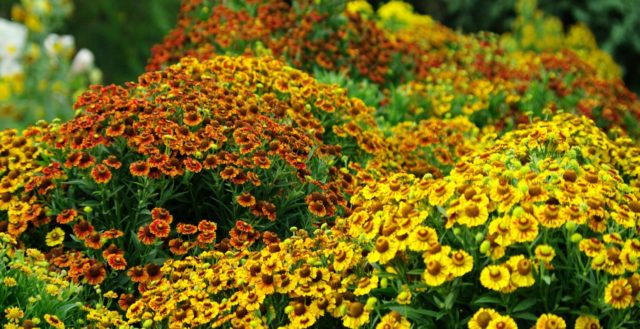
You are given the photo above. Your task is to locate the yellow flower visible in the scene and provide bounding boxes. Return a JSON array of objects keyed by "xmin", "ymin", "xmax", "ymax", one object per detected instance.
[
  {"xmin": 4, "ymin": 306, "xmax": 24, "ymax": 322},
  {"xmin": 2, "ymin": 277, "xmax": 17, "ymax": 287},
  {"xmin": 346, "ymin": 0, "xmax": 373, "ymax": 16},
  {"xmin": 342, "ymin": 302, "xmax": 369, "ymax": 329},
  {"xmin": 480, "ymin": 265, "xmax": 510, "ymax": 291},
  {"xmin": 535, "ymin": 314, "xmax": 566, "ymax": 329},
  {"xmin": 468, "ymin": 308, "xmax": 499, "ymax": 329},
  {"xmin": 604, "ymin": 278, "xmax": 633, "ymax": 309},
  {"xmin": 510, "ymin": 213, "xmax": 539, "ymax": 243},
  {"xmin": 44, "ymin": 314, "xmax": 65, "ymax": 329},
  {"xmin": 449, "ymin": 250, "xmax": 473, "ymax": 278},
  {"xmin": 574, "ymin": 315, "xmax": 601, "ymax": 329},
  {"xmin": 423, "ymin": 253, "xmax": 451, "ymax": 287},
  {"xmin": 534, "ymin": 244, "xmax": 556, "ymax": 263},
  {"xmin": 407, "ymin": 226, "xmax": 438, "ymax": 252},
  {"xmin": 45, "ymin": 227, "xmax": 65, "ymax": 247},
  {"xmin": 507, "ymin": 255, "xmax": 535, "ymax": 288},
  {"xmin": 396, "ymin": 285, "xmax": 412, "ymax": 305},
  {"xmin": 367, "ymin": 236, "xmax": 399, "ymax": 265},
  {"xmin": 376, "ymin": 311, "xmax": 410, "ymax": 329},
  {"xmin": 353, "ymin": 275, "xmax": 378, "ymax": 296},
  {"xmin": 487, "ymin": 315, "xmax": 518, "ymax": 329}
]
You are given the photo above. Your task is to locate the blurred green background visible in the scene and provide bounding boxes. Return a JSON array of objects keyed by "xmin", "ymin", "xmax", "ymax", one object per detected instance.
[{"xmin": 2, "ymin": 0, "xmax": 638, "ymax": 92}]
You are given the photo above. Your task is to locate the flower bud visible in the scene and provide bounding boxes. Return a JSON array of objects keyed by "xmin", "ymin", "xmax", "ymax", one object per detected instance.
[
  {"xmin": 284, "ymin": 305, "xmax": 294, "ymax": 314},
  {"xmin": 142, "ymin": 319, "xmax": 153, "ymax": 328},
  {"xmin": 570, "ymin": 233, "xmax": 582, "ymax": 243},
  {"xmin": 380, "ymin": 277, "xmax": 388, "ymax": 289},
  {"xmin": 479, "ymin": 240, "xmax": 491, "ymax": 254}
]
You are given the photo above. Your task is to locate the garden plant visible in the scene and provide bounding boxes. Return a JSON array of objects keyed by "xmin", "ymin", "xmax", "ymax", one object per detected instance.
[{"xmin": 0, "ymin": 0, "xmax": 639, "ymax": 328}]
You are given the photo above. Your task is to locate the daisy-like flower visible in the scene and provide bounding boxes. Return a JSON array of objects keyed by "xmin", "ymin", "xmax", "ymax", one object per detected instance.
[
  {"xmin": 480, "ymin": 265, "xmax": 510, "ymax": 291},
  {"xmin": 423, "ymin": 253, "xmax": 451, "ymax": 287},
  {"xmin": 604, "ymin": 278, "xmax": 633, "ymax": 309},
  {"xmin": 487, "ymin": 315, "xmax": 518, "ymax": 329},
  {"xmin": 107, "ymin": 254, "xmax": 127, "ymax": 270},
  {"xmin": 91, "ymin": 164, "xmax": 112, "ymax": 184},
  {"xmin": 507, "ymin": 255, "xmax": 535, "ymax": 288},
  {"xmin": 44, "ymin": 314, "xmax": 65, "ymax": 329},
  {"xmin": 510, "ymin": 213, "xmax": 539, "ymax": 242},
  {"xmin": 468, "ymin": 308, "xmax": 499, "ymax": 329},
  {"xmin": 534, "ymin": 244, "xmax": 556, "ymax": 263},
  {"xmin": 367, "ymin": 236, "xmax": 399, "ymax": 265},
  {"xmin": 56, "ymin": 208, "xmax": 78, "ymax": 224},
  {"xmin": 342, "ymin": 302, "xmax": 370, "ymax": 329},
  {"xmin": 236, "ymin": 192, "xmax": 256, "ymax": 208},
  {"xmin": 149, "ymin": 219, "xmax": 171, "ymax": 238},
  {"xmin": 45, "ymin": 227, "xmax": 65, "ymax": 247},
  {"xmin": 449, "ymin": 250, "xmax": 473, "ymax": 277},
  {"xmin": 4, "ymin": 306, "xmax": 24, "ymax": 322},
  {"xmin": 73, "ymin": 219, "xmax": 94, "ymax": 239},
  {"xmin": 574, "ymin": 315, "xmax": 601, "ymax": 329},
  {"xmin": 129, "ymin": 160, "xmax": 150, "ymax": 176},
  {"xmin": 535, "ymin": 313, "xmax": 566, "ymax": 329},
  {"xmin": 407, "ymin": 226, "xmax": 438, "ymax": 252},
  {"xmin": 85, "ymin": 263, "xmax": 107, "ymax": 285},
  {"xmin": 375, "ymin": 311, "xmax": 410, "ymax": 329},
  {"xmin": 176, "ymin": 223, "xmax": 198, "ymax": 235},
  {"xmin": 137, "ymin": 225, "xmax": 156, "ymax": 245},
  {"xmin": 353, "ymin": 275, "xmax": 379, "ymax": 295},
  {"xmin": 84, "ymin": 232, "xmax": 104, "ymax": 249}
]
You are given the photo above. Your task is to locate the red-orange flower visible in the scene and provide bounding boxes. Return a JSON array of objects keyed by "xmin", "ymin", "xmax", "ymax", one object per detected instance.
[
  {"xmin": 56, "ymin": 208, "xmax": 78, "ymax": 224},
  {"xmin": 151, "ymin": 207, "xmax": 173, "ymax": 223},
  {"xmin": 91, "ymin": 164, "xmax": 112, "ymax": 184},
  {"xmin": 198, "ymin": 219, "xmax": 217, "ymax": 233},
  {"xmin": 127, "ymin": 266, "xmax": 148, "ymax": 283},
  {"xmin": 85, "ymin": 263, "xmax": 107, "ymax": 285},
  {"xmin": 149, "ymin": 219, "xmax": 171, "ymax": 238},
  {"xmin": 130, "ymin": 160, "xmax": 150, "ymax": 176},
  {"xmin": 73, "ymin": 219, "xmax": 94, "ymax": 239},
  {"xmin": 176, "ymin": 223, "xmax": 198, "ymax": 235},
  {"xmin": 103, "ymin": 155, "xmax": 122, "ymax": 169},
  {"xmin": 236, "ymin": 192, "xmax": 256, "ymax": 208},
  {"xmin": 85, "ymin": 232, "xmax": 104, "ymax": 249},
  {"xmin": 107, "ymin": 254, "xmax": 127, "ymax": 270},
  {"xmin": 137, "ymin": 225, "xmax": 156, "ymax": 245}
]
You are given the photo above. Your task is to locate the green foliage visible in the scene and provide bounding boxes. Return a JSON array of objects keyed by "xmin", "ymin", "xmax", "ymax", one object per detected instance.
[{"xmin": 60, "ymin": 0, "xmax": 179, "ymax": 84}]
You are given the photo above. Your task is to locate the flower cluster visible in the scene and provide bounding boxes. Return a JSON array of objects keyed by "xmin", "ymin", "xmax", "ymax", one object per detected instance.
[{"xmin": 2, "ymin": 0, "xmax": 639, "ymax": 328}]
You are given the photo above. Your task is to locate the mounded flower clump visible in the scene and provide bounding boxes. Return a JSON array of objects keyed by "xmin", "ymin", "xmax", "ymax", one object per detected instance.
[{"xmin": 1, "ymin": 0, "xmax": 640, "ymax": 328}]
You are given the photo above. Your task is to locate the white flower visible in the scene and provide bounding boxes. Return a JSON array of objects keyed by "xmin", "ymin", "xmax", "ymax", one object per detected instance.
[
  {"xmin": 0, "ymin": 59, "xmax": 23, "ymax": 77},
  {"xmin": 43, "ymin": 33, "xmax": 75, "ymax": 58},
  {"xmin": 0, "ymin": 18, "xmax": 28, "ymax": 60},
  {"xmin": 71, "ymin": 48, "xmax": 94, "ymax": 74}
]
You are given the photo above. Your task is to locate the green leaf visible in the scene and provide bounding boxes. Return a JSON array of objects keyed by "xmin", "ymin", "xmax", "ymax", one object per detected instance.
[
  {"xmin": 512, "ymin": 312, "xmax": 539, "ymax": 321},
  {"xmin": 387, "ymin": 305, "xmax": 439, "ymax": 319},
  {"xmin": 512, "ymin": 298, "xmax": 538, "ymax": 313},
  {"xmin": 472, "ymin": 296, "xmax": 502, "ymax": 305}
]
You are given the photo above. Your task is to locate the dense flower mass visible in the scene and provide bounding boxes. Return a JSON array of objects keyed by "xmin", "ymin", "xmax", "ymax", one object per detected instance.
[{"xmin": 1, "ymin": 0, "xmax": 639, "ymax": 328}]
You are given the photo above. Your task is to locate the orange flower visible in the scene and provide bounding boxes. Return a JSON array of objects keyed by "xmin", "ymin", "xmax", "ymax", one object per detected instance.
[
  {"xmin": 73, "ymin": 219, "xmax": 94, "ymax": 239},
  {"xmin": 107, "ymin": 254, "xmax": 128, "ymax": 270},
  {"xmin": 237, "ymin": 192, "xmax": 256, "ymax": 208},
  {"xmin": 149, "ymin": 219, "xmax": 171, "ymax": 238},
  {"xmin": 56, "ymin": 208, "xmax": 78, "ymax": 224},
  {"xmin": 151, "ymin": 207, "xmax": 173, "ymax": 223},
  {"xmin": 85, "ymin": 263, "xmax": 107, "ymax": 285},
  {"xmin": 130, "ymin": 160, "xmax": 150, "ymax": 176},
  {"xmin": 91, "ymin": 164, "xmax": 112, "ymax": 184},
  {"xmin": 176, "ymin": 223, "xmax": 198, "ymax": 235},
  {"xmin": 137, "ymin": 225, "xmax": 156, "ymax": 245}
]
